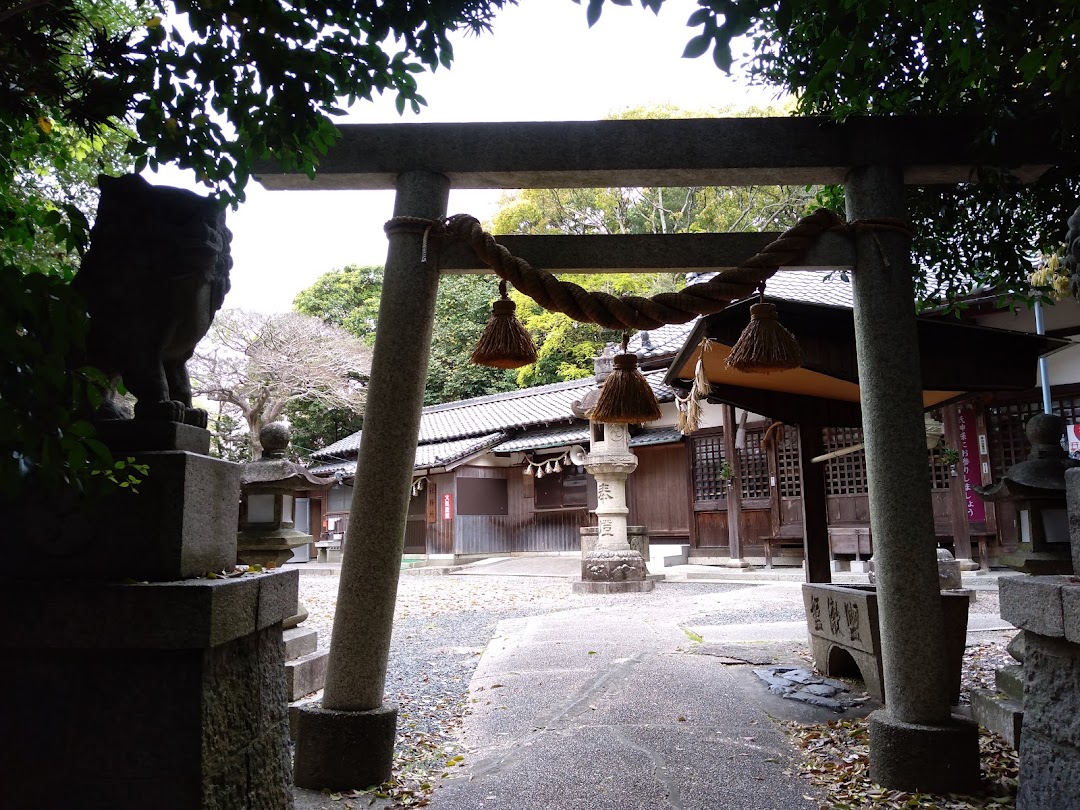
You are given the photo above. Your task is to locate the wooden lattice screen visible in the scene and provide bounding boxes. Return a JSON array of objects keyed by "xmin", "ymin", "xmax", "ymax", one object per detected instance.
[
  {"xmin": 988, "ymin": 395, "xmax": 1080, "ymax": 477},
  {"xmin": 738, "ymin": 428, "xmax": 770, "ymax": 500},
  {"xmin": 823, "ymin": 427, "xmax": 868, "ymax": 496},
  {"xmin": 927, "ymin": 446, "xmax": 951, "ymax": 490},
  {"xmin": 776, "ymin": 426, "xmax": 802, "ymax": 497},
  {"xmin": 691, "ymin": 434, "xmax": 727, "ymax": 502}
]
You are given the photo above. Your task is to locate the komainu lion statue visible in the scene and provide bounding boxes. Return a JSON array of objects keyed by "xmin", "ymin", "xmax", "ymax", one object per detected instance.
[
  {"xmin": 73, "ymin": 174, "xmax": 232, "ymax": 428},
  {"xmin": 1067, "ymin": 203, "xmax": 1080, "ymax": 301}
]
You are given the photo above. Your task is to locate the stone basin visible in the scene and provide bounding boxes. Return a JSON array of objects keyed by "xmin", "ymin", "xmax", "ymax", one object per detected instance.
[{"xmin": 802, "ymin": 582, "xmax": 970, "ymax": 704}]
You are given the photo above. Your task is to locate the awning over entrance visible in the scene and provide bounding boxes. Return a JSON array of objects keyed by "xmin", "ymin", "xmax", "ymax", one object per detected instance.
[{"xmin": 665, "ymin": 296, "xmax": 1070, "ymax": 427}]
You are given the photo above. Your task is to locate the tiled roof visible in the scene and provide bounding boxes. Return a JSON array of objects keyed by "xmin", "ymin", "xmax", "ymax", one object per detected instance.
[
  {"xmin": 689, "ymin": 269, "xmax": 854, "ymax": 308},
  {"xmin": 492, "ymin": 425, "xmax": 590, "ymax": 453},
  {"xmin": 311, "ymin": 371, "xmax": 676, "ymax": 462},
  {"xmin": 310, "ymin": 432, "xmax": 508, "ymax": 478},
  {"xmin": 630, "ymin": 426, "xmax": 685, "ymax": 447}
]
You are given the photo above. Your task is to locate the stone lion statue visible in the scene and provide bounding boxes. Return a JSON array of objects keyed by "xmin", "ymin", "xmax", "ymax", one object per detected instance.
[
  {"xmin": 73, "ymin": 174, "xmax": 232, "ymax": 427},
  {"xmin": 1066, "ymin": 203, "xmax": 1080, "ymax": 301}
]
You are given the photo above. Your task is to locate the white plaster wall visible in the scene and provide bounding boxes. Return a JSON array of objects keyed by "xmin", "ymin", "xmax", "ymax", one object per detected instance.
[{"xmin": 974, "ymin": 297, "xmax": 1080, "ymax": 388}]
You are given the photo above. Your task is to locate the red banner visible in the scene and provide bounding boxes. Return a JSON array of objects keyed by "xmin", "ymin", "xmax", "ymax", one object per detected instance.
[{"xmin": 957, "ymin": 405, "xmax": 986, "ymax": 524}]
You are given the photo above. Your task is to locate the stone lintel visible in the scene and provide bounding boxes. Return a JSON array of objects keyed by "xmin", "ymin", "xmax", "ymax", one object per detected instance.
[
  {"xmin": 0, "ymin": 569, "xmax": 298, "ymax": 650},
  {"xmin": 254, "ymin": 116, "xmax": 1070, "ymax": 191},
  {"xmin": 437, "ymin": 231, "xmax": 855, "ymax": 275},
  {"xmin": 999, "ymin": 575, "xmax": 1080, "ymax": 639}
]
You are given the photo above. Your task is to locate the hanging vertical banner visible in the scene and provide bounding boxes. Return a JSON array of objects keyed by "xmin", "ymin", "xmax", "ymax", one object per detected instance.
[
  {"xmin": 957, "ymin": 405, "xmax": 986, "ymax": 523},
  {"xmin": 442, "ymin": 493, "xmax": 453, "ymax": 520}
]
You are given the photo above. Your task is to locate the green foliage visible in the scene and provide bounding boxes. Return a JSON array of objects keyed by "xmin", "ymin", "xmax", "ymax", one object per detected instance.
[
  {"xmin": 493, "ymin": 104, "xmax": 817, "ymax": 385},
  {"xmin": 125, "ymin": 0, "xmax": 513, "ymax": 205},
  {"xmin": 0, "ymin": 265, "xmax": 118, "ymax": 496},
  {"xmin": 583, "ymin": 0, "xmax": 1080, "ymax": 305},
  {"xmin": 285, "ymin": 400, "xmax": 364, "ymax": 460},
  {"xmin": 206, "ymin": 408, "xmax": 250, "ymax": 463},
  {"xmin": 427, "ymin": 275, "xmax": 518, "ymax": 405},
  {"xmin": 294, "ymin": 268, "xmax": 517, "ymax": 406},
  {"xmin": 294, "ymin": 265, "xmax": 384, "ymax": 345}
]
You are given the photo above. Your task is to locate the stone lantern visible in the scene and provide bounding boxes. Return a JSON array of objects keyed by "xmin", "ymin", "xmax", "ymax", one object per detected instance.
[
  {"xmin": 975, "ymin": 412, "xmax": 1078, "ymax": 575},
  {"xmin": 571, "ymin": 352, "xmax": 655, "ymax": 594},
  {"xmin": 237, "ymin": 422, "xmax": 336, "ymax": 569}
]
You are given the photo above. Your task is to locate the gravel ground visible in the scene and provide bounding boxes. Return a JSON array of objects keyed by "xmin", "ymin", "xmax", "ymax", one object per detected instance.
[{"xmin": 296, "ymin": 572, "xmax": 1016, "ymax": 807}]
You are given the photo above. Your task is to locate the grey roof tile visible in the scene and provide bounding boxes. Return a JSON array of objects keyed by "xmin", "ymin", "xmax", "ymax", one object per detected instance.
[
  {"xmin": 311, "ymin": 371, "xmax": 675, "ymax": 462},
  {"xmin": 310, "ymin": 432, "xmax": 507, "ymax": 479}
]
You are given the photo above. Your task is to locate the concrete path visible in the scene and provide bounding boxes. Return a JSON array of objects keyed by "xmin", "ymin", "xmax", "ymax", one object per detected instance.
[{"xmin": 426, "ymin": 585, "xmax": 854, "ymax": 810}]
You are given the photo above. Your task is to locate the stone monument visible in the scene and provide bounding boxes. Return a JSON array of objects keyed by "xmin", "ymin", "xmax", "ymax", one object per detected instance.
[{"xmin": 1, "ymin": 175, "xmax": 296, "ymax": 808}]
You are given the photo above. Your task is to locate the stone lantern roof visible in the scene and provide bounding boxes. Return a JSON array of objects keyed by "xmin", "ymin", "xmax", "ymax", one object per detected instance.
[{"xmin": 241, "ymin": 422, "xmax": 335, "ymax": 492}]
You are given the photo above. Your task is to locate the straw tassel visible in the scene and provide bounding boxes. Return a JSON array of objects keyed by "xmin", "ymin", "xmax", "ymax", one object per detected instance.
[
  {"xmin": 694, "ymin": 338, "xmax": 713, "ymax": 397},
  {"xmin": 589, "ymin": 334, "xmax": 662, "ymax": 424},
  {"xmin": 675, "ymin": 391, "xmax": 701, "ymax": 435},
  {"xmin": 471, "ymin": 280, "xmax": 538, "ymax": 369},
  {"xmin": 725, "ymin": 302, "xmax": 805, "ymax": 374}
]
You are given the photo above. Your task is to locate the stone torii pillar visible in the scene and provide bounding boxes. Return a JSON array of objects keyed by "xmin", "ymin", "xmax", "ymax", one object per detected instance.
[
  {"xmin": 846, "ymin": 165, "xmax": 979, "ymax": 792},
  {"xmin": 293, "ymin": 170, "xmax": 449, "ymax": 790}
]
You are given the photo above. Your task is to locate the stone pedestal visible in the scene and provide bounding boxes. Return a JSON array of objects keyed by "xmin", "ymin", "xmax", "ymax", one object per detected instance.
[
  {"xmin": 1000, "ymin": 575, "xmax": 1080, "ymax": 809},
  {"xmin": 0, "ymin": 570, "xmax": 298, "ymax": 809},
  {"xmin": 17, "ymin": 443, "xmax": 240, "ymax": 581}
]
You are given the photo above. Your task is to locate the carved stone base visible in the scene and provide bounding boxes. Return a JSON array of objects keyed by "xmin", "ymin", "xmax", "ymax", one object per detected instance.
[
  {"xmin": 580, "ymin": 549, "xmax": 648, "ymax": 583},
  {"xmin": 572, "ymin": 578, "xmax": 655, "ymax": 594}
]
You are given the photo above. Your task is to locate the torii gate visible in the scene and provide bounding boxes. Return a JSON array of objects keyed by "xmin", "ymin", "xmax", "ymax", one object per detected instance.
[{"xmin": 256, "ymin": 116, "xmax": 1073, "ymax": 793}]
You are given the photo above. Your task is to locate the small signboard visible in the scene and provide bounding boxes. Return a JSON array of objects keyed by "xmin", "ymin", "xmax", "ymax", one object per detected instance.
[
  {"xmin": 1069, "ymin": 424, "xmax": 1080, "ymax": 458},
  {"xmin": 442, "ymin": 493, "xmax": 453, "ymax": 520}
]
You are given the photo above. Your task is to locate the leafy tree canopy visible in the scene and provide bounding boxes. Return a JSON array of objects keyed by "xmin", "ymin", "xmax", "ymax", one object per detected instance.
[
  {"xmin": 493, "ymin": 104, "xmax": 817, "ymax": 386},
  {"xmin": 295, "ymin": 267, "xmax": 517, "ymax": 406},
  {"xmin": 189, "ymin": 309, "xmax": 372, "ymax": 459},
  {"xmin": 581, "ymin": 1, "xmax": 1080, "ymax": 305}
]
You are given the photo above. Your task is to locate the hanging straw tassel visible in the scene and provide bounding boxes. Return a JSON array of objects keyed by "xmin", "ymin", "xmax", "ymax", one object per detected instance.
[
  {"xmin": 471, "ymin": 280, "xmax": 537, "ymax": 368},
  {"xmin": 694, "ymin": 338, "xmax": 713, "ymax": 397},
  {"xmin": 589, "ymin": 333, "xmax": 663, "ymax": 424},
  {"xmin": 725, "ymin": 301, "xmax": 805, "ymax": 374},
  {"xmin": 675, "ymin": 391, "xmax": 701, "ymax": 435}
]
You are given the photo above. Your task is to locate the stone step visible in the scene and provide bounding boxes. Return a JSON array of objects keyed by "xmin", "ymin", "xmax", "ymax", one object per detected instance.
[
  {"xmin": 283, "ymin": 627, "xmax": 318, "ymax": 660},
  {"xmin": 288, "ymin": 695, "xmax": 320, "ymax": 740},
  {"xmin": 996, "ymin": 664, "xmax": 1025, "ymax": 703},
  {"xmin": 286, "ymin": 649, "xmax": 329, "ymax": 701},
  {"xmin": 970, "ymin": 688, "xmax": 1024, "ymax": 749}
]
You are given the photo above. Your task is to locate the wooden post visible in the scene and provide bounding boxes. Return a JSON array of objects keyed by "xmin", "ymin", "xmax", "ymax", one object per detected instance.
[
  {"xmin": 723, "ymin": 405, "xmax": 748, "ymax": 567},
  {"xmin": 293, "ymin": 170, "xmax": 450, "ymax": 790},
  {"xmin": 846, "ymin": 165, "xmax": 979, "ymax": 793},
  {"xmin": 798, "ymin": 423, "xmax": 832, "ymax": 583}
]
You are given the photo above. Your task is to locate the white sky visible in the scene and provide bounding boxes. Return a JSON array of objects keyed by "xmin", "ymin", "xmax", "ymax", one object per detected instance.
[{"xmin": 148, "ymin": 1, "xmax": 783, "ymax": 313}]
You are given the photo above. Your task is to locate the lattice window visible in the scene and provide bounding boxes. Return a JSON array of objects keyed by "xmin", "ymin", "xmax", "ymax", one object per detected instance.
[
  {"xmin": 739, "ymin": 428, "xmax": 771, "ymax": 500},
  {"xmin": 927, "ymin": 446, "xmax": 951, "ymax": 490},
  {"xmin": 823, "ymin": 427, "xmax": 867, "ymax": 496},
  {"xmin": 987, "ymin": 395, "xmax": 1080, "ymax": 477},
  {"xmin": 691, "ymin": 434, "xmax": 727, "ymax": 502},
  {"xmin": 776, "ymin": 426, "xmax": 802, "ymax": 498}
]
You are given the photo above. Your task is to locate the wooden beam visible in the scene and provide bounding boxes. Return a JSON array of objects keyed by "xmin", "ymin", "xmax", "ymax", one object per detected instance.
[
  {"xmin": 255, "ymin": 116, "xmax": 1070, "ymax": 191},
  {"xmin": 437, "ymin": 230, "xmax": 856, "ymax": 274},
  {"xmin": 798, "ymin": 423, "xmax": 832, "ymax": 584}
]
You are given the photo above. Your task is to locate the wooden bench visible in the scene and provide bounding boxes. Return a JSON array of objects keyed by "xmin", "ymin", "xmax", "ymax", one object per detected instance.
[{"xmin": 761, "ymin": 535, "xmax": 805, "ymax": 569}]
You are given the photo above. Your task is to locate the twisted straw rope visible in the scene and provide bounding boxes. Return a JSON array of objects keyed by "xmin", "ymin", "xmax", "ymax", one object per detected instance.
[{"xmin": 385, "ymin": 209, "xmax": 911, "ymax": 332}]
